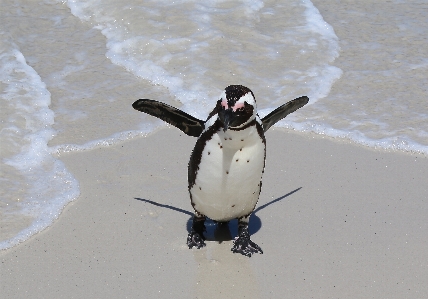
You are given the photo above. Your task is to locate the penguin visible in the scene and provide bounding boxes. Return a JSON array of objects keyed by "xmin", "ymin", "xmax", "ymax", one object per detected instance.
[{"xmin": 133, "ymin": 85, "xmax": 308, "ymax": 257}]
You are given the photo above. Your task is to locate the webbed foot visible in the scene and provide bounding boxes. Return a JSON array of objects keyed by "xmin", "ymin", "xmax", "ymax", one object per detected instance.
[
  {"xmin": 231, "ymin": 236, "xmax": 263, "ymax": 257},
  {"xmin": 187, "ymin": 213, "xmax": 206, "ymax": 249},
  {"xmin": 187, "ymin": 231, "xmax": 206, "ymax": 249},
  {"xmin": 231, "ymin": 217, "xmax": 263, "ymax": 257}
]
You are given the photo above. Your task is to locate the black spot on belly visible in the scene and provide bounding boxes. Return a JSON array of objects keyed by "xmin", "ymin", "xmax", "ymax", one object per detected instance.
[
  {"xmin": 240, "ymin": 148, "xmax": 242, "ymax": 151},
  {"xmin": 241, "ymin": 139, "xmax": 244, "ymax": 141},
  {"xmin": 199, "ymin": 186, "xmax": 201, "ymax": 190},
  {"xmin": 226, "ymin": 171, "xmax": 229, "ymax": 174},
  {"xmin": 229, "ymin": 138, "xmax": 232, "ymax": 140},
  {"xmin": 232, "ymin": 205, "xmax": 235, "ymax": 207},
  {"xmin": 220, "ymin": 145, "xmax": 223, "ymax": 149},
  {"xmin": 247, "ymin": 160, "xmax": 250, "ymax": 163},
  {"xmin": 236, "ymin": 159, "xmax": 239, "ymax": 162},
  {"xmin": 208, "ymin": 151, "xmax": 210, "ymax": 155}
]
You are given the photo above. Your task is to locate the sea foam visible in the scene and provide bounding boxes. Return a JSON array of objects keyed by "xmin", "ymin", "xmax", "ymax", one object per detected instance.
[{"xmin": 0, "ymin": 36, "xmax": 79, "ymax": 250}]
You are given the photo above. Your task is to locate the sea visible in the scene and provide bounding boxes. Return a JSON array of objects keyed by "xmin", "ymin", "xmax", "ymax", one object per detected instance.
[{"xmin": 1, "ymin": 0, "xmax": 427, "ymax": 250}]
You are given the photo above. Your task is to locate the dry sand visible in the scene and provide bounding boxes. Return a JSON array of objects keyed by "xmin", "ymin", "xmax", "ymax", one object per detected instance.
[{"xmin": 2, "ymin": 1, "xmax": 428, "ymax": 298}]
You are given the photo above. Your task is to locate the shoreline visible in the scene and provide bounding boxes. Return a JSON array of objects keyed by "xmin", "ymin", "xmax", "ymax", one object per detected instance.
[{"xmin": 1, "ymin": 124, "xmax": 424, "ymax": 252}]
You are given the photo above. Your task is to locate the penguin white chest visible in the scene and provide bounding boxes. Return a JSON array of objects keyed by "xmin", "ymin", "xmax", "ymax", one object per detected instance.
[{"xmin": 190, "ymin": 125, "xmax": 265, "ymax": 221}]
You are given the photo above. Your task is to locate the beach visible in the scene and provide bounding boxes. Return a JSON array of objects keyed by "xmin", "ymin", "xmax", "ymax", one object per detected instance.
[
  {"xmin": 1, "ymin": 129, "xmax": 427, "ymax": 298},
  {"xmin": 1, "ymin": 0, "xmax": 428, "ymax": 298}
]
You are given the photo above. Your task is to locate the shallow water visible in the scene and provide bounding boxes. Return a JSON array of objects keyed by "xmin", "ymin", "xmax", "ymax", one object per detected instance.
[{"xmin": 1, "ymin": 0, "xmax": 427, "ymax": 250}]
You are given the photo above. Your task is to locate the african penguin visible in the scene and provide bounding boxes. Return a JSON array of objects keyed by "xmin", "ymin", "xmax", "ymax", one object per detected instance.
[{"xmin": 132, "ymin": 85, "xmax": 309, "ymax": 257}]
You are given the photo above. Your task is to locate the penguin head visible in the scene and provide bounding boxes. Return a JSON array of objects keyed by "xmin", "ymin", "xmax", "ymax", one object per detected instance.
[{"xmin": 217, "ymin": 85, "xmax": 257, "ymax": 132}]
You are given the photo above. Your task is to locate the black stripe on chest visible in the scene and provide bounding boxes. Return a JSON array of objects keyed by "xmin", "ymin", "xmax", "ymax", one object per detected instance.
[{"xmin": 188, "ymin": 119, "xmax": 222, "ymax": 191}]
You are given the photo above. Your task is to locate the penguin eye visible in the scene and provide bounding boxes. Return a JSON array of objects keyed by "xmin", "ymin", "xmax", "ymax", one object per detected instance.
[{"xmin": 245, "ymin": 103, "xmax": 253, "ymax": 113}]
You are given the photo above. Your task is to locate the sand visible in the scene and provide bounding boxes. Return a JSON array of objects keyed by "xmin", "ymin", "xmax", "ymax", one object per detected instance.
[
  {"xmin": 1, "ymin": 1, "xmax": 428, "ymax": 298},
  {"xmin": 1, "ymin": 128, "xmax": 427, "ymax": 298}
]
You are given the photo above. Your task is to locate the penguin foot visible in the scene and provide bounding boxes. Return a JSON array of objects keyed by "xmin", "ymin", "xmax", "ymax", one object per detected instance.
[
  {"xmin": 232, "ymin": 218, "xmax": 263, "ymax": 257},
  {"xmin": 188, "ymin": 213, "xmax": 206, "ymax": 249},
  {"xmin": 187, "ymin": 231, "xmax": 206, "ymax": 249},
  {"xmin": 231, "ymin": 236, "xmax": 263, "ymax": 257}
]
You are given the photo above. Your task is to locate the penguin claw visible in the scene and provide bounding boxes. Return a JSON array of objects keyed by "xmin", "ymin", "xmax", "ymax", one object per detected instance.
[
  {"xmin": 187, "ymin": 231, "xmax": 206, "ymax": 249},
  {"xmin": 231, "ymin": 237, "xmax": 263, "ymax": 257}
]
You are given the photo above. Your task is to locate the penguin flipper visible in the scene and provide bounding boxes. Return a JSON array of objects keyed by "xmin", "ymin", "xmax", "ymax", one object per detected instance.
[
  {"xmin": 132, "ymin": 99, "xmax": 205, "ymax": 137},
  {"xmin": 261, "ymin": 96, "xmax": 309, "ymax": 132}
]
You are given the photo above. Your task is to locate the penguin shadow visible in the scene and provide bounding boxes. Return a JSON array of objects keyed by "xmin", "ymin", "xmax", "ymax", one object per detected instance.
[{"xmin": 134, "ymin": 187, "xmax": 301, "ymax": 242}]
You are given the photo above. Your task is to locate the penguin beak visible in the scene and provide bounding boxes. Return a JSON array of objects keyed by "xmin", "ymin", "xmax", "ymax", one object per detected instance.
[{"xmin": 219, "ymin": 109, "xmax": 233, "ymax": 132}]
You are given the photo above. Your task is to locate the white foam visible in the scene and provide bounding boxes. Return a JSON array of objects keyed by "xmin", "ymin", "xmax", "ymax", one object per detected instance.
[
  {"xmin": 301, "ymin": 0, "xmax": 340, "ymax": 59},
  {"xmin": 62, "ymin": 0, "xmax": 342, "ymax": 117},
  {"xmin": 52, "ymin": 126, "xmax": 157, "ymax": 155},
  {"xmin": 278, "ymin": 120, "xmax": 428, "ymax": 155},
  {"xmin": 298, "ymin": 0, "xmax": 342, "ymax": 104},
  {"xmin": 0, "ymin": 37, "xmax": 79, "ymax": 250}
]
